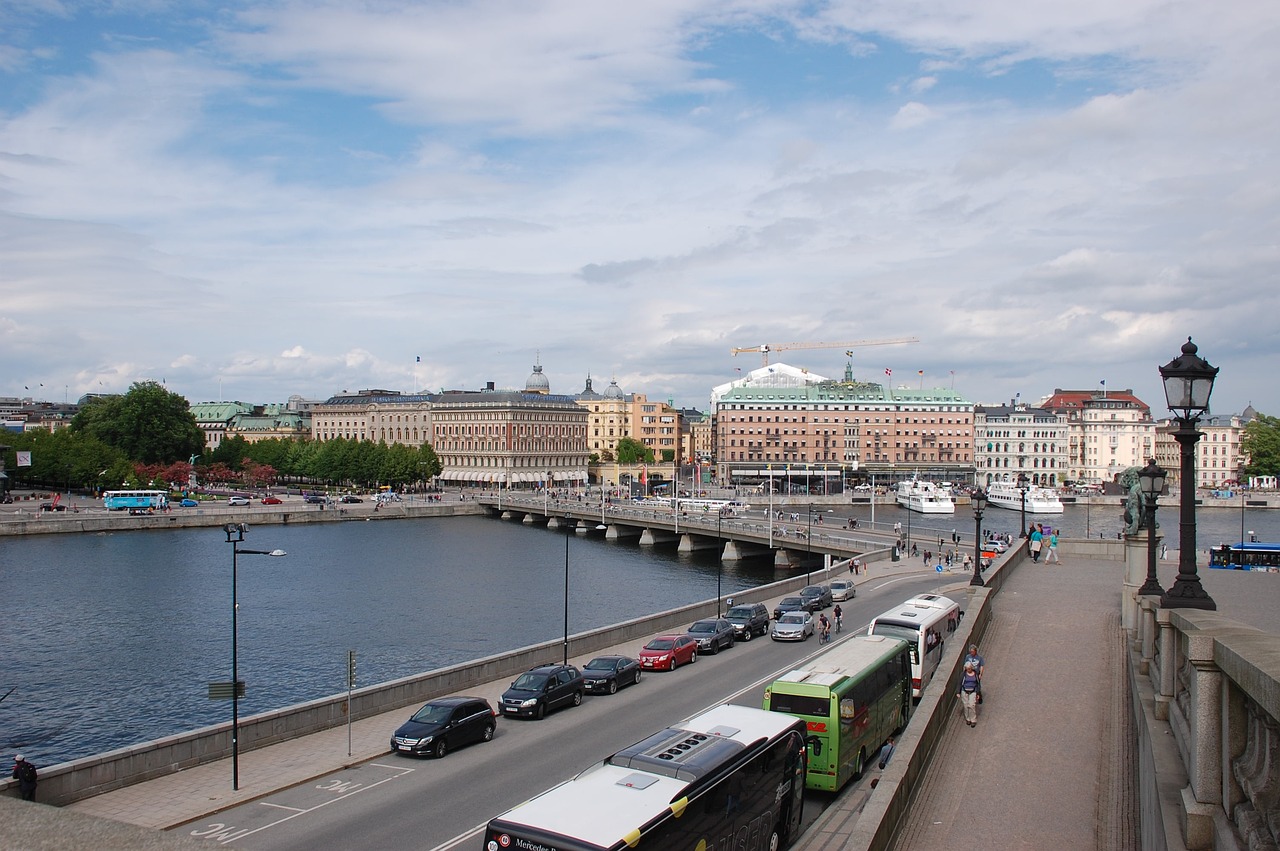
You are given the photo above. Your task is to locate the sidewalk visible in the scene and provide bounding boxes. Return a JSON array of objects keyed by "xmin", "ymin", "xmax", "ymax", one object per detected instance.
[
  {"xmin": 46, "ymin": 556, "xmax": 940, "ymax": 839},
  {"xmin": 881, "ymin": 555, "xmax": 1139, "ymax": 851}
]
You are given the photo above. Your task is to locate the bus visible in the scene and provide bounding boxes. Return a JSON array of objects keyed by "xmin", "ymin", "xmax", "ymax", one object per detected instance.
[
  {"xmin": 1209, "ymin": 542, "xmax": 1280, "ymax": 570},
  {"xmin": 482, "ymin": 704, "xmax": 808, "ymax": 851},
  {"xmin": 102, "ymin": 489, "xmax": 169, "ymax": 512},
  {"xmin": 867, "ymin": 594, "xmax": 961, "ymax": 699},
  {"xmin": 633, "ymin": 497, "xmax": 745, "ymax": 515},
  {"xmin": 763, "ymin": 634, "xmax": 912, "ymax": 791}
]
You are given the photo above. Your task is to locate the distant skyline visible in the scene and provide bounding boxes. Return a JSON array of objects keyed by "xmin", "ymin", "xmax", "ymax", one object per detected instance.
[{"xmin": 2, "ymin": 2, "xmax": 1276, "ymax": 416}]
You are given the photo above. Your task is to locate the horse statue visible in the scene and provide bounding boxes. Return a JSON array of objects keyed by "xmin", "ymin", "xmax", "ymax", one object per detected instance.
[{"xmin": 1120, "ymin": 466, "xmax": 1157, "ymax": 535}]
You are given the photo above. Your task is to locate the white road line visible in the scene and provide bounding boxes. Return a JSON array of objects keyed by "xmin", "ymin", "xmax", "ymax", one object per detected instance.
[{"xmin": 257, "ymin": 802, "xmax": 306, "ymax": 812}]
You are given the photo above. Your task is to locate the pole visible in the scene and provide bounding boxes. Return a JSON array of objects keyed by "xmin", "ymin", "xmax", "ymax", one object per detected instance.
[
  {"xmin": 1240, "ymin": 489, "xmax": 1246, "ymax": 567},
  {"xmin": 563, "ymin": 525, "xmax": 570, "ymax": 664},
  {"xmin": 806, "ymin": 505, "xmax": 813, "ymax": 586},
  {"xmin": 970, "ymin": 498, "xmax": 985, "ymax": 586},
  {"xmin": 231, "ymin": 542, "xmax": 239, "ymax": 791},
  {"xmin": 716, "ymin": 511, "xmax": 723, "ymax": 615},
  {"xmin": 1139, "ymin": 489, "xmax": 1164, "ymax": 596},
  {"xmin": 1162, "ymin": 420, "xmax": 1216, "ymax": 609}
]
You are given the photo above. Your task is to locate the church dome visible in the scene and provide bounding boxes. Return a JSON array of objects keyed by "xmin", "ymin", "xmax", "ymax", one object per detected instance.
[
  {"xmin": 603, "ymin": 379, "xmax": 625, "ymax": 400},
  {"xmin": 525, "ymin": 364, "xmax": 550, "ymax": 394}
]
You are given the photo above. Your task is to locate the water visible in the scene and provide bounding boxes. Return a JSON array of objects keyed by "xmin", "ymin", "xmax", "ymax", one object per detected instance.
[{"xmin": 0, "ymin": 517, "xmax": 780, "ymax": 768}]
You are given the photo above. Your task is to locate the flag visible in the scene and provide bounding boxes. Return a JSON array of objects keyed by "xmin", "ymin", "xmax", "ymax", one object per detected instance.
[
  {"xmin": 918, "ymin": 370, "xmax": 924, "ymax": 376},
  {"xmin": 845, "ymin": 350, "xmax": 854, "ymax": 357},
  {"xmin": 416, "ymin": 356, "xmax": 421, "ymax": 362},
  {"xmin": 640, "ymin": 465, "xmax": 647, "ymax": 486},
  {"xmin": 735, "ymin": 367, "xmax": 741, "ymax": 373},
  {"xmin": 1100, "ymin": 379, "xmax": 1106, "ymax": 386},
  {"xmin": 16, "ymin": 451, "xmax": 32, "ymax": 467},
  {"xmin": 885, "ymin": 368, "xmax": 892, "ymax": 377}
]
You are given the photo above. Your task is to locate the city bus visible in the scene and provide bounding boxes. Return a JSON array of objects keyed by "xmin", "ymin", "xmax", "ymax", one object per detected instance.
[
  {"xmin": 867, "ymin": 594, "xmax": 961, "ymax": 699},
  {"xmin": 482, "ymin": 704, "xmax": 808, "ymax": 851},
  {"xmin": 1209, "ymin": 542, "xmax": 1280, "ymax": 570},
  {"xmin": 763, "ymin": 634, "xmax": 912, "ymax": 791},
  {"xmin": 102, "ymin": 489, "xmax": 169, "ymax": 511}
]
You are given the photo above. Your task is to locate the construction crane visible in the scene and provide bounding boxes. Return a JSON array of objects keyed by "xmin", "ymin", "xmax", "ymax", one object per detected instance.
[{"xmin": 730, "ymin": 337, "xmax": 920, "ymax": 367}]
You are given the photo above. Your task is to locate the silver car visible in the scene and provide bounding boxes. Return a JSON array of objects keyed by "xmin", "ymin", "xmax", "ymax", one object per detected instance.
[
  {"xmin": 829, "ymin": 579, "xmax": 856, "ymax": 601},
  {"xmin": 771, "ymin": 611, "xmax": 815, "ymax": 641}
]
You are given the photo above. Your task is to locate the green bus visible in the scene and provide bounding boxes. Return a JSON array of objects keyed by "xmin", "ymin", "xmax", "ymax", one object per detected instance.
[{"xmin": 762, "ymin": 634, "xmax": 912, "ymax": 791}]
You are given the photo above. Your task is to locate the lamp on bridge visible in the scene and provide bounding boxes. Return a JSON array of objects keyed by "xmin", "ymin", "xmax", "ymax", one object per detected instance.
[
  {"xmin": 1159, "ymin": 337, "xmax": 1218, "ymax": 610},
  {"xmin": 1137, "ymin": 459, "xmax": 1168, "ymax": 597},
  {"xmin": 222, "ymin": 523, "xmax": 286, "ymax": 791},
  {"xmin": 970, "ymin": 489, "xmax": 987, "ymax": 587},
  {"xmin": 1016, "ymin": 472, "xmax": 1029, "ymax": 538}
]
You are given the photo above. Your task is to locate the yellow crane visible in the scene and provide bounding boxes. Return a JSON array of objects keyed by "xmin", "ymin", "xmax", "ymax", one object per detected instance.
[{"xmin": 730, "ymin": 337, "xmax": 920, "ymax": 367}]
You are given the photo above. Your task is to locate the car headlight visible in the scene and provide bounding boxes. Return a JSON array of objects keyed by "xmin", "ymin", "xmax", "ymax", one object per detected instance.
[
  {"xmin": 417, "ymin": 735, "xmax": 434, "ymax": 745},
  {"xmin": 519, "ymin": 698, "xmax": 538, "ymax": 707}
]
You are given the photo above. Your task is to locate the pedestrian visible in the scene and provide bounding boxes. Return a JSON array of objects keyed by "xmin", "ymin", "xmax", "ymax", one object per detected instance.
[
  {"xmin": 12, "ymin": 754, "xmax": 37, "ymax": 801},
  {"xmin": 1160, "ymin": 542, "xmax": 1169, "ymax": 560},
  {"xmin": 964, "ymin": 643, "xmax": 986, "ymax": 704},
  {"xmin": 877, "ymin": 736, "xmax": 896, "ymax": 769},
  {"xmin": 1044, "ymin": 528, "xmax": 1061, "ymax": 563},
  {"xmin": 957, "ymin": 662, "xmax": 981, "ymax": 727},
  {"xmin": 1029, "ymin": 525, "xmax": 1044, "ymax": 562}
]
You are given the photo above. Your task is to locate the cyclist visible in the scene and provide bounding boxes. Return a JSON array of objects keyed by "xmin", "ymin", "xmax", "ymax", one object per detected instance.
[
  {"xmin": 833, "ymin": 604, "xmax": 843, "ymax": 633},
  {"xmin": 818, "ymin": 613, "xmax": 831, "ymax": 644}
]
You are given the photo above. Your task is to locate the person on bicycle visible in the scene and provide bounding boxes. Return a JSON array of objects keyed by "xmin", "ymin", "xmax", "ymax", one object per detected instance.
[
  {"xmin": 833, "ymin": 604, "xmax": 843, "ymax": 633},
  {"xmin": 818, "ymin": 613, "xmax": 831, "ymax": 643}
]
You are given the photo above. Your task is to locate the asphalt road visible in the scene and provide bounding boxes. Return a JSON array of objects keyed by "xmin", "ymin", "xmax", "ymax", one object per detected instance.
[{"xmin": 176, "ymin": 572, "xmax": 954, "ymax": 850}]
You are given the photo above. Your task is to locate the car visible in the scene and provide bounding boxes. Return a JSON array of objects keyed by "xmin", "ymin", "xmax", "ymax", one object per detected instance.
[
  {"xmin": 227, "ymin": 496, "xmax": 251, "ymax": 506},
  {"xmin": 773, "ymin": 596, "xmax": 808, "ymax": 620},
  {"xmin": 853, "ymin": 483, "xmax": 874, "ymax": 491},
  {"xmin": 829, "ymin": 579, "xmax": 857, "ymax": 602},
  {"xmin": 39, "ymin": 502, "xmax": 68, "ymax": 512},
  {"xmin": 984, "ymin": 538, "xmax": 1009, "ymax": 553},
  {"xmin": 685, "ymin": 618, "xmax": 736, "ymax": 655},
  {"xmin": 261, "ymin": 496, "xmax": 283, "ymax": 505},
  {"xmin": 339, "ymin": 495, "xmax": 363, "ymax": 504},
  {"xmin": 581, "ymin": 655, "xmax": 642, "ymax": 694},
  {"xmin": 724, "ymin": 602, "xmax": 771, "ymax": 641},
  {"xmin": 390, "ymin": 696, "xmax": 496, "ymax": 758},
  {"xmin": 499, "ymin": 664, "xmax": 584, "ymax": 719},
  {"xmin": 799, "ymin": 585, "xmax": 834, "ymax": 610},
  {"xmin": 637, "ymin": 634, "xmax": 698, "ymax": 671},
  {"xmin": 771, "ymin": 611, "xmax": 815, "ymax": 641},
  {"xmin": 304, "ymin": 494, "xmax": 326, "ymax": 504},
  {"xmin": 179, "ymin": 498, "xmax": 199, "ymax": 508}
]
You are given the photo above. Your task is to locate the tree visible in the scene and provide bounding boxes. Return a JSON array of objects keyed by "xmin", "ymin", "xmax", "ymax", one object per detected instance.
[
  {"xmin": 72, "ymin": 381, "xmax": 204, "ymax": 464},
  {"xmin": 1242, "ymin": 413, "xmax": 1280, "ymax": 478},
  {"xmin": 616, "ymin": 437, "xmax": 654, "ymax": 465}
]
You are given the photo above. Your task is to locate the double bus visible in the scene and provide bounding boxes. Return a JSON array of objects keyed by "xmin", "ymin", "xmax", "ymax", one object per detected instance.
[
  {"xmin": 763, "ymin": 634, "xmax": 912, "ymax": 791},
  {"xmin": 483, "ymin": 704, "xmax": 808, "ymax": 851},
  {"xmin": 1209, "ymin": 542, "xmax": 1280, "ymax": 570},
  {"xmin": 867, "ymin": 594, "xmax": 962, "ymax": 698},
  {"xmin": 102, "ymin": 489, "xmax": 169, "ymax": 511}
]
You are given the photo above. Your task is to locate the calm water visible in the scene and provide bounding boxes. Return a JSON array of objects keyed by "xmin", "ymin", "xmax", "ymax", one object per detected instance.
[{"xmin": 0, "ymin": 516, "xmax": 780, "ymax": 768}]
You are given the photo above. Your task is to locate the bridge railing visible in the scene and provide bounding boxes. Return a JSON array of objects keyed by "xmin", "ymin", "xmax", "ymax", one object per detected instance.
[{"xmin": 1136, "ymin": 596, "xmax": 1280, "ymax": 850}]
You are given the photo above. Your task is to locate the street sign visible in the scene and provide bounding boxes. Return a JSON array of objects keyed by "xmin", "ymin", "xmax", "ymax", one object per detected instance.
[{"xmin": 207, "ymin": 681, "xmax": 245, "ymax": 700}]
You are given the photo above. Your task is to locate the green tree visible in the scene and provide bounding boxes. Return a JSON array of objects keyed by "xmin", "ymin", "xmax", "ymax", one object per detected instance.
[
  {"xmin": 72, "ymin": 381, "xmax": 204, "ymax": 464},
  {"xmin": 1242, "ymin": 413, "xmax": 1280, "ymax": 478},
  {"xmin": 616, "ymin": 437, "xmax": 654, "ymax": 464}
]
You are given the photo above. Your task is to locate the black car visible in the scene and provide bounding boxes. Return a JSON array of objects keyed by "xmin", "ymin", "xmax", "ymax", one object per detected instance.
[
  {"xmin": 773, "ymin": 596, "xmax": 808, "ymax": 620},
  {"xmin": 799, "ymin": 585, "xmax": 834, "ymax": 610},
  {"xmin": 304, "ymin": 494, "xmax": 326, "ymax": 504},
  {"xmin": 339, "ymin": 495, "xmax": 363, "ymax": 504},
  {"xmin": 581, "ymin": 655, "xmax": 642, "ymax": 694},
  {"xmin": 390, "ymin": 696, "xmax": 496, "ymax": 758},
  {"xmin": 40, "ymin": 502, "xmax": 67, "ymax": 512},
  {"xmin": 500, "ymin": 663, "xmax": 584, "ymax": 719},
  {"xmin": 686, "ymin": 618, "xmax": 736, "ymax": 654},
  {"xmin": 724, "ymin": 602, "xmax": 771, "ymax": 641}
]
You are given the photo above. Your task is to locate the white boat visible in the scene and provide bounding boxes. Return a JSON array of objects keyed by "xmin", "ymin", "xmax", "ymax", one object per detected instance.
[
  {"xmin": 895, "ymin": 479, "xmax": 955, "ymax": 514},
  {"xmin": 986, "ymin": 481, "xmax": 1064, "ymax": 514}
]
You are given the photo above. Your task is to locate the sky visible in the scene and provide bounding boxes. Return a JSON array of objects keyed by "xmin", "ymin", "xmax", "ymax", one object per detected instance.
[{"xmin": 2, "ymin": 1, "xmax": 1276, "ymax": 416}]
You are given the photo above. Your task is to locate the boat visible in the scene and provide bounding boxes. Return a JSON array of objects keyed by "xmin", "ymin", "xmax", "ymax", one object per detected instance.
[
  {"xmin": 895, "ymin": 479, "xmax": 955, "ymax": 514},
  {"xmin": 986, "ymin": 481, "xmax": 1064, "ymax": 514}
]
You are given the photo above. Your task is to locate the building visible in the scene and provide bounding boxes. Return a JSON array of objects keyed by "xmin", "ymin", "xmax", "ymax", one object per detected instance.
[
  {"xmin": 1039, "ymin": 388, "xmax": 1155, "ymax": 485},
  {"xmin": 310, "ymin": 390, "xmax": 434, "ymax": 446},
  {"xmin": 575, "ymin": 376, "xmax": 632, "ymax": 462},
  {"xmin": 190, "ymin": 402, "xmax": 255, "ymax": 450},
  {"xmin": 1153, "ymin": 408, "xmax": 1253, "ymax": 489},
  {"xmin": 225, "ymin": 402, "xmax": 313, "ymax": 444},
  {"xmin": 974, "ymin": 401, "xmax": 1070, "ymax": 487}
]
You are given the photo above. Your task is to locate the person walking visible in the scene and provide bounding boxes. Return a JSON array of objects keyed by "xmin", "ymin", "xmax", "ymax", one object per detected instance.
[
  {"xmin": 964, "ymin": 643, "xmax": 987, "ymax": 704},
  {"xmin": 1043, "ymin": 528, "xmax": 1061, "ymax": 563},
  {"xmin": 1029, "ymin": 524, "xmax": 1044, "ymax": 562},
  {"xmin": 12, "ymin": 754, "xmax": 37, "ymax": 801},
  {"xmin": 957, "ymin": 662, "xmax": 981, "ymax": 727}
]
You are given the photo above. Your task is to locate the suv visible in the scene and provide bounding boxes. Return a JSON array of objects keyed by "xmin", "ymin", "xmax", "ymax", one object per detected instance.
[
  {"xmin": 685, "ymin": 618, "xmax": 736, "ymax": 655},
  {"xmin": 724, "ymin": 603, "xmax": 770, "ymax": 641},
  {"xmin": 500, "ymin": 664, "xmax": 584, "ymax": 720},
  {"xmin": 227, "ymin": 496, "xmax": 250, "ymax": 506},
  {"xmin": 799, "ymin": 585, "xmax": 833, "ymax": 610}
]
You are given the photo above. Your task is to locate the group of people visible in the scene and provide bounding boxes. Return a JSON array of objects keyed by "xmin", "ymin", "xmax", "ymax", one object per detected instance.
[
  {"xmin": 816, "ymin": 605, "xmax": 843, "ymax": 643},
  {"xmin": 957, "ymin": 643, "xmax": 987, "ymax": 727},
  {"xmin": 1028, "ymin": 524, "xmax": 1061, "ymax": 563}
]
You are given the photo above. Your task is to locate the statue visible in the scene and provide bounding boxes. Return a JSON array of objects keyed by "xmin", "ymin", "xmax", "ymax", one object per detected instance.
[{"xmin": 1120, "ymin": 466, "xmax": 1157, "ymax": 535}]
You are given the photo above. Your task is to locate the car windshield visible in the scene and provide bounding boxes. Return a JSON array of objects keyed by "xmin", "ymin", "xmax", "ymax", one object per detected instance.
[
  {"xmin": 726, "ymin": 607, "xmax": 753, "ymax": 619},
  {"xmin": 802, "ymin": 587, "xmax": 823, "ymax": 595},
  {"xmin": 511, "ymin": 673, "xmax": 548, "ymax": 690},
  {"xmin": 645, "ymin": 638, "xmax": 674, "ymax": 650},
  {"xmin": 779, "ymin": 614, "xmax": 806, "ymax": 625},
  {"xmin": 780, "ymin": 597, "xmax": 801, "ymax": 606},
  {"xmin": 584, "ymin": 658, "xmax": 617, "ymax": 671},
  {"xmin": 409, "ymin": 703, "xmax": 452, "ymax": 724},
  {"xmin": 688, "ymin": 622, "xmax": 714, "ymax": 634}
]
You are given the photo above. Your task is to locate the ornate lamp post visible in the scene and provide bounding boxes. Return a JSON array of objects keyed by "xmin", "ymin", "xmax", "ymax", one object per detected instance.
[
  {"xmin": 1137, "ymin": 459, "xmax": 1167, "ymax": 596},
  {"xmin": 223, "ymin": 523, "xmax": 286, "ymax": 791},
  {"xmin": 806, "ymin": 504, "xmax": 814, "ymax": 586},
  {"xmin": 1016, "ymin": 472, "xmax": 1029, "ymax": 538},
  {"xmin": 1159, "ymin": 337, "xmax": 1219, "ymax": 610},
  {"xmin": 970, "ymin": 489, "xmax": 987, "ymax": 586},
  {"xmin": 716, "ymin": 508, "xmax": 724, "ymax": 615}
]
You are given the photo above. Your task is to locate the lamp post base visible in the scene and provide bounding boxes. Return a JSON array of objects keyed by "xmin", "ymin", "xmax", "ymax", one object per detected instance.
[{"xmin": 1161, "ymin": 579, "xmax": 1217, "ymax": 610}]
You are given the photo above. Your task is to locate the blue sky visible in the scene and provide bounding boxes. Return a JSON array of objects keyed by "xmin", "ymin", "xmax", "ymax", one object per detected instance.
[{"xmin": 2, "ymin": 1, "xmax": 1276, "ymax": 416}]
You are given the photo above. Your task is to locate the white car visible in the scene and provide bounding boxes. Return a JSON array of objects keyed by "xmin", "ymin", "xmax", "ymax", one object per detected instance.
[
  {"xmin": 829, "ymin": 579, "xmax": 856, "ymax": 601},
  {"xmin": 771, "ymin": 611, "xmax": 815, "ymax": 641},
  {"xmin": 227, "ymin": 496, "xmax": 251, "ymax": 506}
]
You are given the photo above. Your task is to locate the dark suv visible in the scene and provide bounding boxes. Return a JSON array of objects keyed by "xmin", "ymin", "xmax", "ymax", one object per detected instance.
[
  {"xmin": 799, "ymin": 585, "xmax": 834, "ymax": 610},
  {"xmin": 500, "ymin": 663, "xmax": 584, "ymax": 720},
  {"xmin": 724, "ymin": 603, "xmax": 770, "ymax": 641}
]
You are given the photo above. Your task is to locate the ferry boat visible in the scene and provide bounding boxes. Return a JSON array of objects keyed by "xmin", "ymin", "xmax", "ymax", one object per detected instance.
[
  {"xmin": 895, "ymin": 479, "xmax": 955, "ymax": 514},
  {"xmin": 986, "ymin": 481, "xmax": 1064, "ymax": 514}
]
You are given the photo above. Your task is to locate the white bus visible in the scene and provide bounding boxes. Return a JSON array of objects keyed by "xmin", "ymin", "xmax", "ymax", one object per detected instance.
[
  {"xmin": 867, "ymin": 594, "xmax": 961, "ymax": 699},
  {"xmin": 483, "ymin": 704, "xmax": 808, "ymax": 851}
]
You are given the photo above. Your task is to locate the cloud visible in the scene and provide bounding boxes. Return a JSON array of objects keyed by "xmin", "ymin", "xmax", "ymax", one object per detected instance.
[{"xmin": 890, "ymin": 101, "xmax": 937, "ymax": 129}]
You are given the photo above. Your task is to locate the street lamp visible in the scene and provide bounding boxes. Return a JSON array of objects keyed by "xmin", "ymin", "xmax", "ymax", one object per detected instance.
[
  {"xmin": 1159, "ymin": 337, "xmax": 1219, "ymax": 610},
  {"xmin": 970, "ymin": 489, "xmax": 987, "ymax": 586},
  {"xmin": 806, "ymin": 505, "xmax": 814, "ymax": 586},
  {"xmin": 716, "ymin": 509, "xmax": 724, "ymax": 615},
  {"xmin": 1137, "ymin": 459, "xmax": 1167, "ymax": 596},
  {"xmin": 1016, "ymin": 472, "xmax": 1029, "ymax": 538},
  {"xmin": 223, "ymin": 523, "xmax": 286, "ymax": 791},
  {"xmin": 562, "ymin": 516, "xmax": 605, "ymax": 664}
]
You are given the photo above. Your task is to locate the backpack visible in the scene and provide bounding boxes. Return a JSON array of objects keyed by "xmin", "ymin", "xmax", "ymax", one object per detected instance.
[{"xmin": 18, "ymin": 761, "xmax": 37, "ymax": 783}]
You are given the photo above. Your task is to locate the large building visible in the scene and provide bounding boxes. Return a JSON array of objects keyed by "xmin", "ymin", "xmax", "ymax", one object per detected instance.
[
  {"xmin": 974, "ymin": 401, "xmax": 1070, "ymax": 487},
  {"xmin": 1039, "ymin": 388, "xmax": 1155, "ymax": 485},
  {"xmin": 310, "ymin": 390, "xmax": 434, "ymax": 446},
  {"xmin": 574, "ymin": 376, "xmax": 686, "ymax": 464},
  {"xmin": 1153, "ymin": 408, "xmax": 1254, "ymax": 489}
]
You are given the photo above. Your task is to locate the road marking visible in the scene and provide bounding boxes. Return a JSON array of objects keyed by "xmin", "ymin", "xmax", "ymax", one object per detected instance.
[{"xmin": 257, "ymin": 802, "xmax": 306, "ymax": 812}]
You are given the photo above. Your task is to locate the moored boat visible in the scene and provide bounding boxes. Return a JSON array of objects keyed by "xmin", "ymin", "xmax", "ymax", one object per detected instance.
[
  {"xmin": 895, "ymin": 479, "xmax": 955, "ymax": 514},
  {"xmin": 986, "ymin": 481, "xmax": 1064, "ymax": 514}
]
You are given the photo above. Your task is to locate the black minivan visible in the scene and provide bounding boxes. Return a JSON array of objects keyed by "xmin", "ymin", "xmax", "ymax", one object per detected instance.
[{"xmin": 391, "ymin": 696, "xmax": 497, "ymax": 758}]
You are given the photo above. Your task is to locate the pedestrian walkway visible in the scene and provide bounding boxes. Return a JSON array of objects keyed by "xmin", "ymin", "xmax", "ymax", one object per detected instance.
[{"xmin": 883, "ymin": 556, "xmax": 1138, "ymax": 851}]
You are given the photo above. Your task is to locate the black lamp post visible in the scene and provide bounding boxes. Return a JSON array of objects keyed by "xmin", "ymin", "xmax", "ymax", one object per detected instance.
[
  {"xmin": 970, "ymin": 489, "xmax": 987, "ymax": 586},
  {"xmin": 223, "ymin": 523, "xmax": 286, "ymax": 791},
  {"xmin": 563, "ymin": 522, "xmax": 570, "ymax": 664},
  {"xmin": 1159, "ymin": 337, "xmax": 1219, "ymax": 610},
  {"xmin": 1016, "ymin": 472, "xmax": 1029, "ymax": 538},
  {"xmin": 716, "ymin": 508, "xmax": 724, "ymax": 615},
  {"xmin": 806, "ymin": 505, "xmax": 813, "ymax": 586},
  {"xmin": 1138, "ymin": 459, "xmax": 1167, "ymax": 596}
]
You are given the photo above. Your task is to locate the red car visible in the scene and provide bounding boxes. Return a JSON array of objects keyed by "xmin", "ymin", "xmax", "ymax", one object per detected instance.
[
  {"xmin": 261, "ymin": 496, "xmax": 283, "ymax": 505},
  {"xmin": 637, "ymin": 635, "xmax": 698, "ymax": 671}
]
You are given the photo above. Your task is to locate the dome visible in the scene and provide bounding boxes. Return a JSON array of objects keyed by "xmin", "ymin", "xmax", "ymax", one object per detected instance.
[
  {"xmin": 525, "ymin": 364, "xmax": 550, "ymax": 394},
  {"xmin": 603, "ymin": 379, "xmax": 625, "ymax": 400}
]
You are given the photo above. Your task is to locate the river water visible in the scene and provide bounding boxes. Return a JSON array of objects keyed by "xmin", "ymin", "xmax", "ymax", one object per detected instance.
[{"xmin": 3, "ymin": 504, "xmax": 1276, "ymax": 769}]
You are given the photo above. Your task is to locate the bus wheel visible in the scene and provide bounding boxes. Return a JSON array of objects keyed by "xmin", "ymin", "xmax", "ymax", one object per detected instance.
[
  {"xmin": 766, "ymin": 826, "xmax": 781, "ymax": 851},
  {"xmin": 852, "ymin": 747, "xmax": 866, "ymax": 780}
]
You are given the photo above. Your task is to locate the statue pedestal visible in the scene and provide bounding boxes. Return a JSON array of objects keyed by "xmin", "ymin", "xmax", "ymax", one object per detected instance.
[{"xmin": 1123, "ymin": 528, "xmax": 1162, "ymax": 635}]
